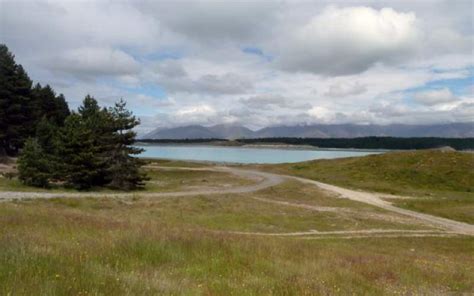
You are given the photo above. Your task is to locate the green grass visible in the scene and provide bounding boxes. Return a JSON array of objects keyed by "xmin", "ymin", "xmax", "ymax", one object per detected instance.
[
  {"xmin": 392, "ymin": 196, "xmax": 474, "ymax": 224},
  {"xmin": 1, "ymin": 155, "xmax": 473, "ymax": 294},
  {"xmin": 144, "ymin": 168, "xmax": 253, "ymax": 192},
  {"xmin": 0, "ymin": 193, "xmax": 472, "ymax": 295},
  {"xmin": 0, "ymin": 163, "xmax": 252, "ymax": 193},
  {"xmin": 142, "ymin": 158, "xmax": 212, "ymax": 168},
  {"xmin": 263, "ymin": 150, "xmax": 474, "ymax": 223}
]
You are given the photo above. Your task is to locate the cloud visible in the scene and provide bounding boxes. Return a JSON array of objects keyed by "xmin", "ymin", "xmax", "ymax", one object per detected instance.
[
  {"xmin": 0, "ymin": 0, "xmax": 472, "ymax": 130},
  {"xmin": 137, "ymin": 1, "xmax": 279, "ymax": 43},
  {"xmin": 240, "ymin": 94, "xmax": 311, "ymax": 110},
  {"xmin": 278, "ymin": 6, "xmax": 420, "ymax": 76},
  {"xmin": 45, "ymin": 47, "xmax": 141, "ymax": 79},
  {"xmin": 149, "ymin": 60, "xmax": 254, "ymax": 95},
  {"xmin": 325, "ymin": 82, "xmax": 367, "ymax": 97},
  {"xmin": 413, "ymin": 88, "xmax": 458, "ymax": 106},
  {"xmin": 176, "ymin": 104, "xmax": 217, "ymax": 117}
]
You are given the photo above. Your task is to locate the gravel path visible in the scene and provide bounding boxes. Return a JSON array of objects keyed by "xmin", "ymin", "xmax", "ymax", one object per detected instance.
[
  {"xmin": 0, "ymin": 167, "xmax": 283, "ymax": 201},
  {"xmin": 284, "ymin": 175, "xmax": 474, "ymax": 236}
]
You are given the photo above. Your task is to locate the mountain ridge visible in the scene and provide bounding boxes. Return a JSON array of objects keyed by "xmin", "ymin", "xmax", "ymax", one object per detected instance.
[{"xmin": 142, "ymin": 122, "xmax": 474, "ymax": 139}]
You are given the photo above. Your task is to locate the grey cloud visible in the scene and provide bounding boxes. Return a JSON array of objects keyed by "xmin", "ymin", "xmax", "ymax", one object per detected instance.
[
  {"xmin": 151, "ymin": 61, "xmax": 253, "ymax": 95},
  {"xmin": 154, "ymin": 60, "xmax": 187, "ymax": 78},
  {"xmin": 240, "ymin": 94, "xmax": 311, "ymax": 110},
  {"xmin": 325, "ymin": 82, "xmax": 367, "ymax": 97},
  {"xmin": 45, "ymin": 47, "xmax": 141, "ymax": 79},
  {"xmin": 136, "ymin": 0, "xmax": 280, "ymax": 43}
]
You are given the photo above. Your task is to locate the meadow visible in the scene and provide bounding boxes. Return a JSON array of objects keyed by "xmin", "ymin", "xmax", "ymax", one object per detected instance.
[
  {"xmin": 261, "ymin": 150, "xmax": 474, "ymax": 223},
  {"xmin": 0, "ymin": 151, "xmax": 473, "ymax": 295}
]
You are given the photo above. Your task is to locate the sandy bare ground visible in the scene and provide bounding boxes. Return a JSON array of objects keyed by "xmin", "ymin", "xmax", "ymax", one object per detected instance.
[{"xmin": 0, "ymin": 166, "xmax": 472, "ymax": 237}]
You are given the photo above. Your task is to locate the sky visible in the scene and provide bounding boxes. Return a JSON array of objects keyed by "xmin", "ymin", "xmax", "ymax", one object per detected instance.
[{"xmin": 1, "ymin": 0, "xmax": 473, "ymax": 133}]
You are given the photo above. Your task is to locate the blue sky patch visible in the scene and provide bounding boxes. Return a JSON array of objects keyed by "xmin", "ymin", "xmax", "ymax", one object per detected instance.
[{"xmin": 242, "ymin": 46, "xmax": 272, "ymax": 62}]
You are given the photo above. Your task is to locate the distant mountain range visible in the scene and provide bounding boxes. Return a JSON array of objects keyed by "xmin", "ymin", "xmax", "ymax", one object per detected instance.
[{"xmin": 142, "ymin": 122, "xmax": 474, "ymax": 139}]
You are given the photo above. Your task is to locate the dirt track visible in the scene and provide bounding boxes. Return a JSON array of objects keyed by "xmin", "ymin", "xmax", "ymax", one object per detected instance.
[
  {"xmin": 1, "ymin": 166, "xmax": 473, "ymax": 237},
  {"xmin": 0, "ymin": 167, "xmax": 283, "ymax": 200}
]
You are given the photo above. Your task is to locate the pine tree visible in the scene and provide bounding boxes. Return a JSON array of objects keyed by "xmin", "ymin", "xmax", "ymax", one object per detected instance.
[
  {"xmin": 58, "ymin": 113, "xmax": 100, "ymax": 190},
  {"xmin": 54, "ymin": 93, "xmax": 70, "ymax": 125},
  {"xmin": 35, "ymin": 117, "xmax": 62, "ymax": 180},
  {"xmin": 32, "ymin": 83, "xmax": 70, "ymax": 126},
  {"xmin": 106, "ymin": 99, "xmax": 147, "ymax": 190},
  {"xmin": 77, "ymin": 95, "xmax": 114, "ymax": 186},
  {"xmin": 0, "ymin": 45, "xmax": 34, "ymax": 155},
  {"xmin": 17, "ymin": 138, "xmax": 51, "ymax": 188}
]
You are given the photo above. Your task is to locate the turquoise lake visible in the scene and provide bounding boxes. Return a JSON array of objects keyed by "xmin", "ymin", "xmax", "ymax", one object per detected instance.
[{"xmin": 137, "ymin": 145, "xmax": 381, "ymax": 164}]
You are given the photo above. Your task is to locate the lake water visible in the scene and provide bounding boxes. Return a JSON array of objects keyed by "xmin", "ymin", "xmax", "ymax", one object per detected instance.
[{"xmin": 137, "ymin": 145, "xmax": 381, "ymax": 164}]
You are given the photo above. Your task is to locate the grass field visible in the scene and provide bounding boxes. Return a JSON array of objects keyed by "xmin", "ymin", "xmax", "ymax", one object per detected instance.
[
  {"xmin": 1, "ymin": 187, "xmax": 472, "ymax": 295},
  {"xmin": 1, "ymin": 154, "xmax": 473, "ymax": 294},
  {"xmin": 0, "ymin": 162, "xmax": 250, "ymax": 194},
  {"xmin": 261, "ymin": 150, "xmax": 474, "ymax": 223}
]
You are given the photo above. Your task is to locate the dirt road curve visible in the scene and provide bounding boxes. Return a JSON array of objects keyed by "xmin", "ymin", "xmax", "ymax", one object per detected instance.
[
  {"xmin": 0, "ymin": 166, "xmax": 472, "ymax": 236},
  {"xmin": 0, "ymin": 167, "xmax": 283, "ymax": 200}
]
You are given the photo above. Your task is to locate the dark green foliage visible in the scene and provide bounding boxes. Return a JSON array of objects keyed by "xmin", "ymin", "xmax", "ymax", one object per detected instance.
[
  {"xmin": 106, "ymin": 99, "xmax": 148, "ymax": 190},
  {"xmin": 0, "ymin": 44, "xmax": 70, "ymax": 156},
  {"xmin": 0, "ymin": 45, "xmax": 34, "ymax": 155},
  {"xmin": 234, "ymin": 137, "xmax": 474, "ymax": 150},
  {"xmin": 17, "ymin": 138, "xmax": 50, "ymax": 188},
  {"xmin": 10, "ymin": 88, "xmax": 146, "ymax": 190},
  {"xmin": 2, "ymin": 44, "xmax": 146, "ymax": 190},
  {"xmin": 56, "ymin": 97, "xmax": 147, "ymax": 190},
  {"xmin": 36, "ymin": 117, "xmax": 59, "ymax": 154},
  {"xmin": 74, "ymin": 95, "xmax": 113, "ymax": 187},
  {"xmin": 58, "ymin": 113, "xmax": 103, "ymax": 190},
  {"xmin": 31, "ymin": 83, "xmax": 70, "ymax": 126},
  {"xmin": 35, "ymin": 117, "xmax": 62, "ymax": 180},
  {"xmin": 16, "ymin": 95, "xmax": 146, "ymax": 190}
]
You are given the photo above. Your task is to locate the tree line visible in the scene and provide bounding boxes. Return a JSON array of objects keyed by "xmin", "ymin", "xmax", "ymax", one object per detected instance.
[
  {"xmin": 1, "ymin": 44, "xmax": 147, "ymax": 190},
  {"xmin": 138, "ymin": 137, "xmax": 474, "ymax": 150},
  {"xmin": 235, "ymin": 137, "xmax": 474, "ymax": 150}
]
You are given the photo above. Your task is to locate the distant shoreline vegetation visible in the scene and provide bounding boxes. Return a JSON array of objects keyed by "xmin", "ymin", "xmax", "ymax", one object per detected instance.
[{"xmin": 137, "ymin": 137, "xmax": 474, "ymax": 151}]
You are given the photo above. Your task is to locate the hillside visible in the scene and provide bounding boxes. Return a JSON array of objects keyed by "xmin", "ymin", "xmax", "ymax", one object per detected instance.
[
  {"xmin": 263, "ymin": 150, "xmax": 474, "ymax": 223},
  {"xmin": 266, "ymin": 150, "xmax": 474, "ymax": 196}
]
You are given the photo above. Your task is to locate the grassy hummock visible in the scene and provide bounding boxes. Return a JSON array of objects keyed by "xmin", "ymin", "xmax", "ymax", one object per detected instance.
[{"xmin": 263, "ymin": 150, "xmax": 474, "ymax": 223}]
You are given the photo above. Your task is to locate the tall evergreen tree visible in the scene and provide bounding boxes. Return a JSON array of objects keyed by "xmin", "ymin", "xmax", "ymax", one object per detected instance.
[
  {"xmin": 0, "ymin": 45, "xmax": 33, "ymax": 155},
  {"xmin": 17, "ymin": 138, "xmax": 51, "ymax": 188},
  {"xmin": 58, "ymin": 113, "xmax": 101, "ymax": 190},
  {"xmin": 35, "ymin": 117, "xmax": 63, "ymax": 180},
  {"xmin": 107, "ymin": 99, "xmax": 147, "ymax": 190},
  {"xmin": 54, "ymin": 93, "xmax": 70, "ymax": 125},
  {"xmin": 31, "ymin": 83, "xmax": 70, "ymax": 126},
  {"xmin": 77, "ymin": 95, "xmax": 113, "ymax": 186}
]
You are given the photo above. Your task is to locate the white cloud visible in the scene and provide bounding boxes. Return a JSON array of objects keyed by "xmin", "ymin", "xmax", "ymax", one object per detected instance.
[
  {"xmin": 413, "ymin": 88, "xmax": 458, "ymax": 106},
  {"xmin": 278, "ymin": 6, "xmax": 420, "ymax": 75},
  {"xmin": 0, "ymin": 0, "xmax": 472, "ymax": 130},
  {"xmin": 176, "ymin": 104, "xmax": 217, "ymax": 117}
]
